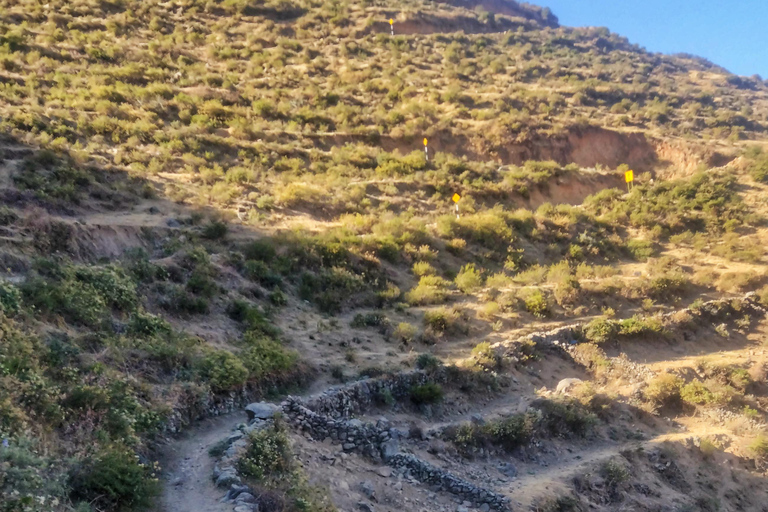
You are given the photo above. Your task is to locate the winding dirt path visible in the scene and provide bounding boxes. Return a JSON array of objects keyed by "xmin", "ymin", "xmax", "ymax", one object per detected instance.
[{"xmin": 155, "ymin": 413, "xmax": 245, "ymax": 512}]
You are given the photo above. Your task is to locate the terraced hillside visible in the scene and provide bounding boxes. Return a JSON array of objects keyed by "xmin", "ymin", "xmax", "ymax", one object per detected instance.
[{"xmin": 1, "ymin": 0, "xmax": 768, "ymax": 511}]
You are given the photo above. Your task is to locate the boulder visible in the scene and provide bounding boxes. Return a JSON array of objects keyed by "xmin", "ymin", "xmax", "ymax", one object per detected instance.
[
  {"xmin": 245, "ymin": 402, "xmax": 279, "ymax": 421},
  {"xmin": 380, "ymin": 439, "xmax": 399, "ymax": 461},
  {"xmin": 555, "ymin": 378, "xmax": 583, "ymax": 395}
]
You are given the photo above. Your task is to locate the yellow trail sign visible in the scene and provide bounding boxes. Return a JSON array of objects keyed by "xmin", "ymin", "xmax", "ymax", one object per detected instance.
[
  {"xmin": 423, "ymin": 138, "xmax": 428, "ymax": 146},
  {"xmin": 389, "ymin": 18, "xmax": 394, "ymax": 25},
  {"xmin": 452, "ymin": 193, "xmax": 461, "ymax": 203},
  {"xmin": 625, "ymin": 170, "xmax": 634, "ymax": 183}
]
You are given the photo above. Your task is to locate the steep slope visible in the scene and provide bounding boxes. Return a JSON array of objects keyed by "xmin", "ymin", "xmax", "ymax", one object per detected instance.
[{"xmin": 0, "ymin": 1, "xmax": 768, "ymax": 512}]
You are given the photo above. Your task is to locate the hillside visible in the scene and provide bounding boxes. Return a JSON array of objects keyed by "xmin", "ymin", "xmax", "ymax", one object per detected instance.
[{"xmin": 1, "ymin": 1, "xmax": 768, "ymax": 511}]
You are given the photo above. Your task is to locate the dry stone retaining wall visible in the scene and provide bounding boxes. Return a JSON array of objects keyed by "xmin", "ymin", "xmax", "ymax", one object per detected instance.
[
  {"xmin": 494, "ymin": 293, "xmax": 764, "ymax": 356},
  {"xmin": 389, "ymin": 453, "xmax": 512, "ymax": 511},
  {"xmin": 304, "ymin": 369, "xmax": 440, "ymax": 418}
]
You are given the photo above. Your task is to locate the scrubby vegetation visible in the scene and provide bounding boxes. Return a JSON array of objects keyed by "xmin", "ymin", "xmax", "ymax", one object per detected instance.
[
  {"xmin": 0, "ymin": 0, "xmax": 768, "ymax": 509},
  {"xmin": 237, "ymin": 420, "xmax": 336, "ymax": 512}
]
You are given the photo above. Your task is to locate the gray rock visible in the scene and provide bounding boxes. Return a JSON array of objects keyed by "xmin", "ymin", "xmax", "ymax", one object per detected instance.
[
  {"xmin": 480, "ymin": 504, "xmax": 490, "ymax": 512},
  {"xmin": 498, "ymin": 462, "xmax": 517, "ymax": 478},
  {"xmin": 245, "ymin": 402, "xmax": 279, "ymax": 421},
  {"xmin": 380, "ymin": 439, "xmax": 399, "ymax": 461},
  {"xmin": 360, "ymin": 480, "xmax": 376, "ymax": 501},
  {"xmin": 215, "ymin": 470, "xmax": 241, "ymax": 488},
  {"xmin": 235, "ymin": 492, "xmax": 256, "ymax": 504},
  {"xmin": 166, "ymin": 218, "xmax": 181, "ymax": 228},
  {"xmin": 556, "ymin": 378, "xmax": 583, "ymax": 394},
  {"xmin": 376, "ymin": 467, "xmax": 392, "ymax": 478},
  {"xmin": 349, "ymin": 419, "xmax": 364, "ymax": 428},
  {"xmin": 358, "ymin": 502, "xmax": 375, "ymax": 512},
  {"xmin": 471, "ymin": 413, "xmax": 486, "ymax": 425},
  {"xmin": 234, "ymin": 506, "xmax": 255, "ymax": 512}
]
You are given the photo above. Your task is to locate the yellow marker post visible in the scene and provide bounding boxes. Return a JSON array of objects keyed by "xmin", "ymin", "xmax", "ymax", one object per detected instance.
[
  {"xmin": 625, "ymin": 170, "xmax": 634, "ymax": 192},
  {"xmin": 452, "ymin": 193, "xmax": 461, "ymax": 219},
  {"xmin": 389, "ymin": 18, "xmax": 394, "ymax": 36},
  {"xmin": 423, "ymin": 137, "xmax": 429, "ymax": 161}
]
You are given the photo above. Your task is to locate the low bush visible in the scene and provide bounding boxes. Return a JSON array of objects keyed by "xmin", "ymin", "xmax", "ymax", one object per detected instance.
[
  {"xmin": 415, "ymin": 353, "xmax": 443, "ymax": 371},
  {"xmin": 350, "ymin": 312, "xmax": 387, "ymax": 328},
  {"xmin": 406, "ymin": 275, "xmax": 451, "ymax": 305},
  {"xmin": 584, "ymin": 317, "xmax": 616, "ymax": 344},
  {"xmin": 299, "ymin": 268, "xmax": 365, "ymax": 314},
  {"xmin": 645, "ymin": 374, "xmax": 683, "ymax": 408},
  {"xmin": 393, "ymin": 322, "xmax": 417, "ymax": 343},
  {"xmin": 199, "ymin": 350, "xmax": 249, "ymax": 391},
  {"xmin": 455, "ymin": 263, "xmax": 483, "ymax": 293},
  {"xmin": 534, "ymin": 398, "xmax": 597, "ymax": 437},
  {"xmin": 0, "ymin": 280, "xmax": 21, "ymax": 316},
  {"xmin": 410, "ymin": 383, "xmax": 443, "ymax": 405},
  {"xmin": 523, "ymin": 289, "xmax": 549, "ymax": 317},
  {"xmin": 423, "ymin": 306, "xmax": 469, "ymax": 336},
  {"xmin": 627, "ymin": 239, "xmax": 655, "ymax": 260},
  {"xmin": 237, "ymin": 423, "xmax": 292, "ymax": 480},
  {"xmin": 69, "ymin": 444, "xmax": 159, "ymax": 512}
]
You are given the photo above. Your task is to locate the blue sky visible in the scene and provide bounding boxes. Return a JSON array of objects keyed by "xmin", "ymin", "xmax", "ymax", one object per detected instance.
[{"xmin": 538, "ymin": 0, "xmax": 768, "ymax": 78}]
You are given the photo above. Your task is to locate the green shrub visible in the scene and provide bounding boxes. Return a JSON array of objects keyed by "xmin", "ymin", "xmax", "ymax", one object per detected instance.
[
  {"xmin": 243, "ymin": 240, "xmax": 276, "ymax": 262},
  {"xmin": 627, "ymin": 239, "xmax": 655, "ymax": 261},
  {"xmin": 299, "ymin": 268, "xmax": 365, "ymax": 314},
  {"xmin": 750, "ymin": 434, "xmax": 768, "ymax": 460},
  {"xmin": 393, "ymin": 322, "xmax": 417, "ymax": 343},
  {"xmin": 584, "ymin": 318, "xmax": 616, "ymax": 344},
  {"xmin": 237, "ymin": 423, "xmax": 292, "ymax": 480},
  {"xmin": 645, "ymin": 374, "xmax": 683, "ymax": 407},
  {"xmin": 410, "ymin": 383, "xmax": 443, "ymax": 405},
  {"xmin": 486, "ymin": 414, "xmax": 532, "ymax": 451},
  {"xmin": 128, "ymin": 310, "xmax": 171, "ymax": 337},
  {"xmin": 186, "ymin": 269, "xmax": 218, "ymax": 297},
  {"xmin": 535, "ymin": 398, "xmax": 597, "ymax": 437},
  {"xmin": 164, "ymin": 285, "xmax": 209, "ymax": 315},
  {"xmin": 69, "ymin": 444, "xmax": 159, "ymax": 512},
  {"xmin": 199, "ymin": 350, "xmax": 249, "ymax": 391},
  {"xmin": 524, "ymin": 289, "xmax": 549, "ymax": 317},
  {"xmin": 0, "ymin": 280, "xmax": 21, "ymax": 316},
  {"xmin": 201, "ymin": 220, "xmax": 228, "ymax": 240},
  {"xmin": 415, "ymin": 353, "xmax": 443, "ymax": 371},
  {"xmin": 0, "ymin": 438, "xmax": 67, "ymax": 511},
  {"xmin": 455, "ymin": 263, "xmax": 483, "ymax": 293},
  {"xmin": 470, "ymin": 341, "xmax": 498, "ymax": 369},
  {"xmin": 412, "ymin": 261, "xmax": 437, "ymax": 276},
  {"xmin": 601, "ymin": 459, "xmax": 630, "ymax": 485},
  {"xmin": 351, "ymin": 312, "xmax": 387, "ymax": 328},
  {"xmin": 680, "ymin": 380, "xmax": 715, "ymax": 405},
  {"xmin": 423, "ymin": 306, "xmax": 468, "ymax": 336},
  {"xmin": 240, "ymin": 335, "xmax": 298, "ymax": 382},
  {"xmin": 406, "ymin": 275, "xmax": 451, "ymax": 305}
]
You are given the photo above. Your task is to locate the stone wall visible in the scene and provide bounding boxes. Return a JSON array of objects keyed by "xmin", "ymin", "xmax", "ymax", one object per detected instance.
[
  {"xmin": 304, "ymin": 369, "xmax": 440, "ymax": 419},
  {"xmin": 493, "ymin": 293, "xmax": 764, "ymax": 356},
  {"xmin": 279, "ymin": 396, "xmax": 511, "ymax": 511},
  {"xmin": 281, "ymin": 397, "xmax": 393, "ymax": 460},
  {"xmin": 389, "ymin": 453, "xmax": 511, "ymax": 511}
]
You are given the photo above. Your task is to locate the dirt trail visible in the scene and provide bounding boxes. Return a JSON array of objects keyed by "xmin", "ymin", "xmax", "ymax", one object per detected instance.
[
  {"xmin": 155, "ymin": 413, "xmax": 244, "ymax": 512},
  {"xmin": 505, "ymin": 428, "xmax": 730, "ymax": 507}
]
